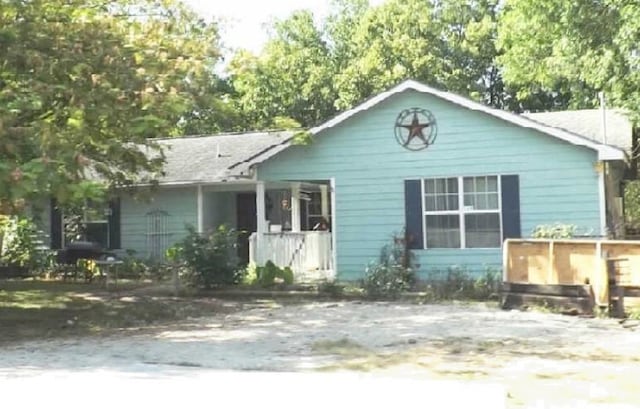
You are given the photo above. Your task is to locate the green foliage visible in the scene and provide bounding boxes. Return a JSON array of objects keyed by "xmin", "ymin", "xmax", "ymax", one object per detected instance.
[
  {"xmin": 0, "ymin": 216, "xmax": 50, "ymax": 271},
  {"xmin": 248, "ymin": 260, "xmax": 295, "ymax": 287},
  {"xmin": 170, "ymin": 225, "xmax": 241, "ymax": 289},
  {"xmin": 498, "ymin": 0, "xmax": 640, "ymax": 116},
  {"xmin": 292, "ymin": 130, "xmax": 314, "ymax": 145},
  {"xmin": 362, "ymin": 231, "xmax": 417, "ymax": 299},
  {"xmin": 624, "ymin": 180, "xmax": 640, "ymax": 226},
  {"xmin": 0, "ymin": 0, "xmax": 225, "ymax": 213},
  {"xmin": 531, "ymin": 224, "xmax": 577, "ymax": 239},
  {"xmin": 420, "ymin": 266, "xmax": 500, "ymax": 301},
  {"xmin": 228, "ymin": 0, "xmax": 508, "ymax": 131},
  {"xmin": 241, "ymin": 263, "xmax": 260, "ymax": 285}
]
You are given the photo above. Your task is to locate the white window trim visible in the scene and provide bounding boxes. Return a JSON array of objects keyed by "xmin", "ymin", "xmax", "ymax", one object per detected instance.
[{"xmin": 421, "ymin": 175, "xmax": 503, "ymax": 250}]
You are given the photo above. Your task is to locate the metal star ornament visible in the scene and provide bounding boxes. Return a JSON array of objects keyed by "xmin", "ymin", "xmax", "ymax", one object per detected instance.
[{"xmin": 394, "ymin": 108, "xmax": 437, "ymax": 151}]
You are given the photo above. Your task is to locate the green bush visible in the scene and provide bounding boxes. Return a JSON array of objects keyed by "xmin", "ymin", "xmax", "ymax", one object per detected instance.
[
  {"xmin": 531, "ymin": 223, "xmax": 577, "ymax": 239},
  {"xmin": 0, "ymin": 216, "xmax": 50, "ymax": 272},
  {"xmin": 169, "ymin": 225, "xmax": 241, "ymax": 288},
  {"xmin": 421, "ymin": 266, "xmax": 500, "ymax": 300},
  {"xmin": 361, "ymin": 231, "xmax": 417, "ymax": 299},
  {"xmin": 244, "ymin": 260, "xmax": 294, "ymax": 287}
]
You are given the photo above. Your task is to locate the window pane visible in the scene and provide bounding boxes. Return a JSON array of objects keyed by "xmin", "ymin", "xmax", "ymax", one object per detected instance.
[
  {"xmin": 426, "ymin": 215, "xmax": 460, "ymax": 248},
  {"xmin": 487, "ymin": 194, "xmax": 499, "ymax": 209},
  {"xmin": 424, "ymin": 178, "xmax": 458, "ymax": 211},
  {"xmin": 465, "ymin": 213, "xmax": 501, "ymax": 248},
  {"xmin": 463, "ymin": 177, "xmax": 474, "ymax": 194},
  {"xmin": 447, "ymin": 178, "xmax": 458, "ymax": 193},
  {"xmin": 463, "ymin": 176, "xmax": 499, "ymax": 210},
  {"xmin": 447, "ymin": 194, "xmax": 459, "ymax": 210},
  {"xmin": 464, "ymin": 193, "xmax": 475, "ymax": 208},
  {"xmin": 424, "ymin": 179, "xmax": 435, "ymax": 194},
  {"xmin": 487, "ymin": 176, "xmax": 498, "ymax": 192},
  {"xmin": 478, "ymin": 193, "xmax": 488, "ymax": 209},
  {"xmin": 425, "ymin": 195, "xmax": 436, "ymax": 211},
  {"xmin": 476, "ymin": 177, "xmax": 487, "ymax": 192},
  {"xmin": 85, "ymin": 223, "xmax": 109, "ymax": 248}
]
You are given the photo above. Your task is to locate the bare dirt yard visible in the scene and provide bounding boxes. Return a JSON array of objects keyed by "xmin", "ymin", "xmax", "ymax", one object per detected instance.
[{"xmin": 1, "ymin": 294, "xmax": 640, "ymax": 408}]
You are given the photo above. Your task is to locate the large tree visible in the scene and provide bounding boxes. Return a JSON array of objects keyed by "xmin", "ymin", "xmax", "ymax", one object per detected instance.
[
  {"xmin": 497, "ymin": 0, "xmax": 640, "ymax": 116},
  {"xmin": 229, "ymin": 10, "xmax": 337, "ymax": 129},
  {"xmin": 333, "ymin": 0, "xmax": 504, "ymax": 109},
  {"xmin": 228, "ymin": 0, "xmax": 506, "ymax": 128},
  {"xmin": 0, "ymin": 0, "xmax": 222, "ymax": 214}
]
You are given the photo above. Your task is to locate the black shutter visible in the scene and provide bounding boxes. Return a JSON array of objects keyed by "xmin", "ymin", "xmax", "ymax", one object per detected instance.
[
  {"xmin": 501, "ymin": 175, "xmax": 521, "ymax": 240},
  {"xmin": 50, "ymin": 198, "xmax": 62, "ymax": 250},
  {"xmin": 404, "ymin": 179, "xmax": 424, "ymax": 249},
  {"xmin": 108, "ymin": 197, "xmax": 121, "ymax": 249}
]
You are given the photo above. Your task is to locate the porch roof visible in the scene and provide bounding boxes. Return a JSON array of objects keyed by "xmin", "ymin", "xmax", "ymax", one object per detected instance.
[{"xmin": 152, "ymin": 131, "xmax": 293, "ymax": 185}]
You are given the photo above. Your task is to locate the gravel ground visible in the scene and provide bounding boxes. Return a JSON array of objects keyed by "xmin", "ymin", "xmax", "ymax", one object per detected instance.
[{"xmin": 1, "ymin": 301, "xmax": 639, "ymax": 408}]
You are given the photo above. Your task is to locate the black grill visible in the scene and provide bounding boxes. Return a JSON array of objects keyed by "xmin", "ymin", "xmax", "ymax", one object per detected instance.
[{"xmin": 56, "ymin": 241, "xmax": 116, "ymax": 265}]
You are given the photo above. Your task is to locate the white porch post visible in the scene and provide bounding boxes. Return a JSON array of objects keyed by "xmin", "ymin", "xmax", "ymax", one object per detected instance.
[
  {"xmin": 330, "ymin": 178, "xmax": 337, "ymax": 279},
  {"xmin": 255, "ymin": 181, "xmax": 266, "ymax": 265},
  {"xmin": 256, "ymin": 181, "xmax": 266, "ymax": 234},
  {"xmin": 291, "ymin": 183, "xmax": 301, "ymax": 232},
  {"xmin": 197, "ymin": 184, "xmax": 204, "ymax": 234},
  {"xmin": 320, "ymin": 184, "xmax": 329, "ymax": 220}
]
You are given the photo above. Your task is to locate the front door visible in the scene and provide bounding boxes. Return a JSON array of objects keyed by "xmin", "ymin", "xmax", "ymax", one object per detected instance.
[{"xmin": 236, "ymin": 192, "xmax": 257, "ymax": 264}]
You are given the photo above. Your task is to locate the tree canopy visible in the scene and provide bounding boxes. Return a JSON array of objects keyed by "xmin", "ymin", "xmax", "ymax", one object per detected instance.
[
  {"xmin": 0, "ymin": 0, "xmax": 223, "ymax": 213},
  {"xmin": 497, "ymin": 0, "xmax": 640, "ymax": 115}
]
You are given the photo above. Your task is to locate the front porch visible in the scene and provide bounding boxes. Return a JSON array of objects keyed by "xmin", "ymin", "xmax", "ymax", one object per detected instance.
[{"xmin": 196, "ymin": 180, "xmax": 335, "ymax": 282}]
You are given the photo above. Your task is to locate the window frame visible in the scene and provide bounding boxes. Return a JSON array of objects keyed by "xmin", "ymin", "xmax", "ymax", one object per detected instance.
[
  {"xmin": 421, "ymin": 175, "xmax": 503, "ymax": 249},
  {"xmin": 62, "ymin": 203, "xmax": 112, "ymax": 249}
]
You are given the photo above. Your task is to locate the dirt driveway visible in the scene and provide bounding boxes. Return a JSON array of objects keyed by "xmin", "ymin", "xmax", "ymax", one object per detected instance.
[{"xmin": 1, "ymin": 301, "xmax": 639, "ymax": 408}]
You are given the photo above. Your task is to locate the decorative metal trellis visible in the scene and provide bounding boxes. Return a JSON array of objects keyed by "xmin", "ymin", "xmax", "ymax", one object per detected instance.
[{"xmin": 146, "ymin": 210, "xmax": 170, "ymax": 260}]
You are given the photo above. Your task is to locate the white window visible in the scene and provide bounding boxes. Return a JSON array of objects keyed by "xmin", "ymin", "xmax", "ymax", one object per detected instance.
[
  {"xmin": 305, "ymin": 191, "xmax": 331, "ymax": 231},
  {"xmin": 63, "ymin": 203, "xmax": 110, "ymax": 248},
  {"xmin": 423, "ymin": 176, "xmax": 501, "ymax": 248}
]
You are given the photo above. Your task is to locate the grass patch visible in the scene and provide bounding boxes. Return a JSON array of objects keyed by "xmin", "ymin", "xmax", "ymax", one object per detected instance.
[{"xmin": 0, "ymin": 279, "xmax": 239, "ymax": 345}]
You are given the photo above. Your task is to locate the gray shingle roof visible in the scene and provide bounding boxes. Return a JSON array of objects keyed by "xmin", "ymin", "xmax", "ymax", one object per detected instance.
[
  {"xmin": 154, "ymin": 131, "xmax": 293, "ymax": 184},
  {"xmin": 523, "ymin": 109, "xmax": 633, "ymax": 153}
]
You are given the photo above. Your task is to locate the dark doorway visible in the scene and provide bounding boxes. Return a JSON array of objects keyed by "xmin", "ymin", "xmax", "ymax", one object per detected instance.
[{"xmin": 236, "ymin": 192, "xmax": 257, "ymax": 264}]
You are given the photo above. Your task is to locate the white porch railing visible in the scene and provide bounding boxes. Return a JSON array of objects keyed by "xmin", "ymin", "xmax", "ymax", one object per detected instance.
[{"xmin": 249, "ymin": 231, "xmax": 334, "ymax": 282}]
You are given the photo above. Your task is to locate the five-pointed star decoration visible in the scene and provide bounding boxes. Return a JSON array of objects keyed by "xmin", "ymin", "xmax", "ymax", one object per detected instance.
[
  {"xmin": 400, "ymin": 112, "xmax": 431, "ymax": 146},
  {"xmin": 394, "ymin": 108, "xmax": 437, "ymax": 151}
]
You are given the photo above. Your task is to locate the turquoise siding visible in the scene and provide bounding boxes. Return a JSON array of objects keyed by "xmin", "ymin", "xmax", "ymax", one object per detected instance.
[
  {"xmin": 257, "ymin": 90, "xmax": 601, "ymax": 280},
  {"xmin": 203, "ymin": 191, "xmax": 236, "ymax": 231},
  {"xmin": 121, "ymin": 187, "xmax": 197, "ymax": 258}
]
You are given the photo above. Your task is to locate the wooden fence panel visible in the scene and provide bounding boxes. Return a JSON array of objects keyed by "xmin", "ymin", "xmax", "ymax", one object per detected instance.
[
  {"xmin": 552, "ymin": 243, "xmax": 594, "ymax": 285},
  {"xmin": 505, "ymin": 239, "xmax": 640, "ymax": 306}
]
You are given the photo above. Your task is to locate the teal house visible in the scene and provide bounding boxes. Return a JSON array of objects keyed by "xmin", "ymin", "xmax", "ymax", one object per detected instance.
[{"xmin": 44, "ymin": 80, "xmax": 631, "ymax": 281}]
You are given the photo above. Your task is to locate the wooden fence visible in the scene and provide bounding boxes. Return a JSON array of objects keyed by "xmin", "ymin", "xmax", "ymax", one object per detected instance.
[{"xmin": 503, "ymin": 239, "xmax": 640, "ymax": 308}]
